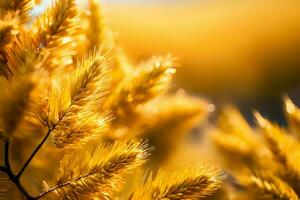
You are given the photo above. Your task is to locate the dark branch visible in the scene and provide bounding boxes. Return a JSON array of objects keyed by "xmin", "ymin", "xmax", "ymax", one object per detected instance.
[
  {"xmin": 2, "ymin": 141, "xmax": 34, "ymax": 199},
  {"xmin": 34, "ymin": 172, "xmax": 96, "ymax": 199},
  {"xmin": 17, "ymin": 128, "xmax": 52, "ymax": 178},
  {"xmin": 34, "ymin": 182, "xmax": 67, "ymax": 199},
  {"xmin": 18, "ymin": 83, "xmax": 82, "ymax": 178},
  {"xmin": 4, "ymin": 142, "xmax": 11, "ymax": 171},
  {"xmin": 0, "ymin": 165, "xmax": 7, "ymax": 172}
]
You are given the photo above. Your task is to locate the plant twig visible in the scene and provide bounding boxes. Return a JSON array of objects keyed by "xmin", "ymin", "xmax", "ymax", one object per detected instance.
[
  {"xmin": 17, "ymin": 128, "xmax": 52, "ymax": 178},
  {"xmin": 17, "ymin": 108, "xmax": 70, "ymax": 178},
  {"xmin": 34, "ymin": 179, "xmax": 75, "ymax": 199}
]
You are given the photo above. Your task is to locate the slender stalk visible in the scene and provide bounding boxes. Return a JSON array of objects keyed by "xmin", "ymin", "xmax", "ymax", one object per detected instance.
[
  {"xmin": 34, "ymin": 181, "xmax": 69, "ymax": 199},
  {"xmin": 34, "ymin": 172, "xmax": 97, "ymax": 199},
  {"xmin": 17, "ymin": 128, "xmax": 52, "ymax": 178},
  {"xmin": 17, "ymin": 93, "xmax": 77, "ymax": 178},
  {"xmin": 17, "ymin": 107, "xmax": 70, "ymax": 179}
]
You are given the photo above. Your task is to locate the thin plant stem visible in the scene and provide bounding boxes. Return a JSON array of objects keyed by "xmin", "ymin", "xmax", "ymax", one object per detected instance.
[{"xmin": 17, "ymin": 128, "xmax": 52, "ymax": 178}]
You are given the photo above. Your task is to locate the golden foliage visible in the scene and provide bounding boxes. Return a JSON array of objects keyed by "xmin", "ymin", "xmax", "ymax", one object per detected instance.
[
  {"xmin": 40, "ymin": 51, "xmax": 111, "ymax": 148},
  {"xmin": 0, "ymin": 0, "xmax": 33, "ymax": 23},
  {"xmin": 40, "ymin": 141, "xmax": 149, "ymax": 199},
  {"xmin": 0, "ymin": 0, "xmax": 219, "ymax": 199},
  {"xmin": 30, "ymin": 0, "xmax": 79, "ymax": 72}
]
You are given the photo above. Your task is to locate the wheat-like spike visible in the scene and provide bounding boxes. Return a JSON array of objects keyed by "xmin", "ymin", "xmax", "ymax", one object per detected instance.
[
  {"xmin": 39, "ymin": 140, "xmax": 150, "ymax": 200},
  {"xmin": 239, "ymin": 172, "xmax": 299, "ymax": 200},
  {"xmin": 129, "ymin": 166, "xmax": 222, "ymax": 200},
  {"xmin": 213, "ymin": 107, "xmax": 272, "ymax": 169},
  {"xmin": 0, "ymin": 76, "xmax": 35, "ymax": 139},
  {"xmin": 31, "ymin": 0, "xmax": 80, "ymax": 72},
  {"xmin": 105, "ymin": 55, "xmax": 176, "ymax": 125},
  {"xmin": 255, "ymin": 112, "xmax": 300, "ymax": 195},
  {"xmin": 5, "ymin": 0, "xmax": 79, "ymax": 74},
  {"xmin": 39, "ymin": 51, "xmax": 111, "ymax": 148},
  {"xmin": 0, "ymin": 0, "xmax": 33, "ymax": 23}
]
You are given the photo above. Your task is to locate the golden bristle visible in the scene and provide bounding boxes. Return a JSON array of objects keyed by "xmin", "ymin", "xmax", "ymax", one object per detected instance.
[{"xmin": 105, "ymin": 55, "xmax": 176, "ymax": 126}]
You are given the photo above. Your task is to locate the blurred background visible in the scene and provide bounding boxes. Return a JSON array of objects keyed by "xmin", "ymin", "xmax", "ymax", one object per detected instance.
[
  {"xmin": 34, "ymin": 0, "xmax": 300, "ymax": 122},
  {"xmin": 100, "ymin": 0, "xmax": 300, "ymax": 123}
]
